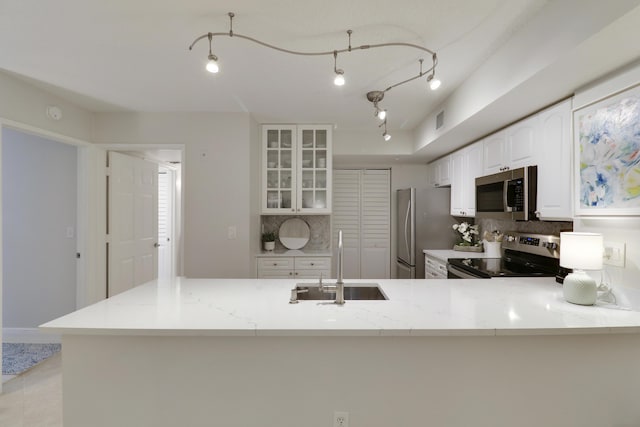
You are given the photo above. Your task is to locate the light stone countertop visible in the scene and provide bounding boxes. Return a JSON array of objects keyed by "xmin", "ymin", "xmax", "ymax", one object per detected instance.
[{"xmin": 41, "ymin": 277, "xmax": 640, "ymax": 337}]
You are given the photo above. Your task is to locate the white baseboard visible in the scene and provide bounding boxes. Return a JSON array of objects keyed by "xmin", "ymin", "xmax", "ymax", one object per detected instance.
[{"xmin": 2, "ymin": 328, "xmax": 61, "ymax": 344}]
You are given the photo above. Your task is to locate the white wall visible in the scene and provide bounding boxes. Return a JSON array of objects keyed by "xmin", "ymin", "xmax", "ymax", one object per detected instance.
[
  {"xmin": 0, "ymin": 72, "xmax": 93, "ymax": 142},
  {"xmin": 413, "ymin": 1, "xmax": 640, "ymax": 161},
  {"xmin": 92, "ymin": 112, "xmax": 254, "ymax": 278},
  {"xmin": 2, "ymin": 127, "xmax": 78, "ymax": 327},
  {"xmin": 573, "ymin": 61, "xmax": 640, "ymax": 305}
]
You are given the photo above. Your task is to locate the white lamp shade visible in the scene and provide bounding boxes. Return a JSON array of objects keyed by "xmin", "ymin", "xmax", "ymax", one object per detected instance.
[{"xmin": 560, "ymin": 232, "xmax": 603, "ymax": 270}]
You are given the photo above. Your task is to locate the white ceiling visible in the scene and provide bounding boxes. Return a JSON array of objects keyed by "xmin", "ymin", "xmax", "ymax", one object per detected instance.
[{"xmin": 0, "ymin": 0, "xmax": 549, "ymax": 132}]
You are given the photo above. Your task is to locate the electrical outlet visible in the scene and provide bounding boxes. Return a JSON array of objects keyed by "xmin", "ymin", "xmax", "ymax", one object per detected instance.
[
  {"xmin": 333, "ymin": 411, "xmax": 349, "ymax": 427},
  {"xmin": 227, "ymin": 226, "xmax": 237, "ymax": 240},
  {"xmin": 603, "ymin": 241, "xmax": 625, "ymax": 267}
]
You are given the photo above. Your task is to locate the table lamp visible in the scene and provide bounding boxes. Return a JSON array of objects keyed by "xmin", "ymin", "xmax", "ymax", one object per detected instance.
[{"xmin": 560, "ymin": 232, "xmax": 603, "ymax": 305}]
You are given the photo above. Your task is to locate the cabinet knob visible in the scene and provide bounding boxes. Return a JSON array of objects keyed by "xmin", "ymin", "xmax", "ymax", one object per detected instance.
[
  {"xmin": 273, "ymin": 263, "xmax": 277, "ymax": 266},
  {"xmin": 310, "ymin": 262, "xmax": 315, "ymax": 266},
  {"xmin": 289, "ymin": 272, "xmax": 292, "ymax": 276},
  {"xmin": 295, "ymin": 272, "xmax": 298, "ymax": 275},
  {"xmin": 291, "ymin": 209, "xmax": 295, "ymax": 212}
]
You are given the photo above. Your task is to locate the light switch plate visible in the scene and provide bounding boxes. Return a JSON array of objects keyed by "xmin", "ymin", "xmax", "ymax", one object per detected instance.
[
  {"xmin": 227, "ymin": 226, "xmax": 237, "ymax": 240},
  {"xmin": 603, "ymin": 241, "xmax": 625, "ymax": 267}
]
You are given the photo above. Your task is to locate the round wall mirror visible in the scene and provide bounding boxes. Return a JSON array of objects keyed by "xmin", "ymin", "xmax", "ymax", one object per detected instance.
[{"xmin": 279, "ymin": 218, "xmax": 310, "ymax": 250}]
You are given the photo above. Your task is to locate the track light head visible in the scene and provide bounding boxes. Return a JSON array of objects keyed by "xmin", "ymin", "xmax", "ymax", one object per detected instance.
[
  {"xmin": 334, "ymin": 70, "xmax": 345, "ymax": 86},
  {"xmin": 377, "ymin": 109, "xmax": 387, "ymax": 121},
  {"xmin": 206, "ymin": 54, "xmax": 219, "ymax": 73},
  {"xmin": 427, "ymin": 74, "xmax": 441, "ymax": 90},
  {"xmin": 383, "ymin": 132, "xmax": 391, "ymax": 141}
]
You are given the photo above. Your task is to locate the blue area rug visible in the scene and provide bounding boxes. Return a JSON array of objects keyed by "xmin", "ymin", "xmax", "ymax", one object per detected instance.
[{"xmin": 2, "ymin": 343, "xmax": 62, "ymax": 375}]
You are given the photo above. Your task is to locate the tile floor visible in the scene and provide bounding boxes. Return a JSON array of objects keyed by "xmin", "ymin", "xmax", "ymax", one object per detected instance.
[{"xmin": 0, "ymin": 352, "xmax": 62, "ymax": 427}]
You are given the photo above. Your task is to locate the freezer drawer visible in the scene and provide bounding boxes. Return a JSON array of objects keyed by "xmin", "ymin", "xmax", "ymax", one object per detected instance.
[{"xmin": 396, "ymin": 260, "xmax": 415, "ymax": 279}]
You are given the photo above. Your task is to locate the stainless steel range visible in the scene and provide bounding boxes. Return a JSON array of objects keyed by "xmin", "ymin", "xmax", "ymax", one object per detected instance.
[{"xmin": 446, "ymin": 232, "xmax": 561, "ymax": 279}]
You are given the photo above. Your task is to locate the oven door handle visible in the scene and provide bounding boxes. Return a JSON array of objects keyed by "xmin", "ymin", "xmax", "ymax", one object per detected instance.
[{"xmin": 447, "ymin": 263, "xmax": 484, "ymax": 279}]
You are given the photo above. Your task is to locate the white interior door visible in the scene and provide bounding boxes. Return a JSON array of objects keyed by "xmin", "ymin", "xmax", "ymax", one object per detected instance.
[
  {"xmin": 332, "ymin": 170, "xmax": 361, "ymax": 279},
  {"xmin": 332, "ymin": 169, "xmax": 390, "ymax": 279},
  {"xmin": 108, "ymin": 152, "xmax": 158, "ymax": 297}
]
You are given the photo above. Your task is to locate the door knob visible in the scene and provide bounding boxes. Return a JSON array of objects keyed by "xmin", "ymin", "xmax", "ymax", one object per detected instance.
[{"xmin": 154, "ymin": 243, "xmax": 160, "ymax": 248}]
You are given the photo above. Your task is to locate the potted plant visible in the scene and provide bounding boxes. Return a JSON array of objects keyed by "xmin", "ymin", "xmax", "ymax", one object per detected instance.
[
  {"xmin": 262, "ymin": 231, "xmax": 277, "ymax": 251},
  {"xmin": 452, "ymin": 222, "xmax": 482, "ymax": 252}
]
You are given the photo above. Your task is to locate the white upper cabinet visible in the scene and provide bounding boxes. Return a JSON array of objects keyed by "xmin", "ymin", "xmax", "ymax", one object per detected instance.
[
  {"xmin": 450, "ymin": 141, "xmax": 483, "ymax": 217},
  {"xmin": 483, "ymin": 130, "xmax": 507, "ymax": 175},
  {"xmin": 482, "ymin": 115, "xmax": 538, "ymax": 176},
  {"xmin": 479, "ymin": 99, "xmax": 573, "ymax": 220},
  {"xmin": 261, "ymin": 124, "xmax": 332, "ymax": 214},
  {"xmin": 507, "ymin": 114, "xmax": 538, "ymax": 169},
  {"xmin": 535, "ymin": 99, "xmax": 572, "ymax": 220},
  {"xmin": 428, "ymin": 155, "xmax": 451, "ymax": 187}
]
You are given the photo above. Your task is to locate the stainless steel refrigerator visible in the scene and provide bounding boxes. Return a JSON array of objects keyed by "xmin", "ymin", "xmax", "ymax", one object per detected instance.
[{"xmin": 396, "ymin": 187, "xmax": 456, "ymax": 279}]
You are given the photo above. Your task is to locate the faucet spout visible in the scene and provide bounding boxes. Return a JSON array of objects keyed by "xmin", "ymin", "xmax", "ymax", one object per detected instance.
[{"xmin": 335, "ymin": 230, "xmax": 345, "ymax": 305}]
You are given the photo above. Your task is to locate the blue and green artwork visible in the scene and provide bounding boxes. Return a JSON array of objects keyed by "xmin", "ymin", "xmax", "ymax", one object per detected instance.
[{"xmin": 578, "ymin": 93, "xmax": 640, "ymax": 210}]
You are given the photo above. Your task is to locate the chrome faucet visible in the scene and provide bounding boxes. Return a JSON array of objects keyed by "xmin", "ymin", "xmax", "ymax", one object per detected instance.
[
  {"xmin": 335, "ymin": 229, "xmax": 345, "ymax": 304},
  {"xmin": 318, "ymin": 229, "xmax": 345, "ymax": 305}
]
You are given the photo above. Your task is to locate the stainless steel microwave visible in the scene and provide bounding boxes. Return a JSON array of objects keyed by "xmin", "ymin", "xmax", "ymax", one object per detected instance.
[{"xmin": 475, "ymin": 166, "xmax": 537, "ymax": 221}]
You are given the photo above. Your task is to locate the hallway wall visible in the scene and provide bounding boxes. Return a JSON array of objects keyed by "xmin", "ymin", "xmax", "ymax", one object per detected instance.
[{"xmin": 2, "ymin": 128, "xmax": 78, "ymax": 328}]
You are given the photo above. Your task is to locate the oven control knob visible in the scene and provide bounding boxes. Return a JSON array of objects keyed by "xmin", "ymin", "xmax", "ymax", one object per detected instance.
[
  {"xmin": 506, "ymin": 235, "xmax": 515, "ymax": 242},
  {"xmin": 543, "ymin": 242, "xmax": 558, "ymax": 250}
]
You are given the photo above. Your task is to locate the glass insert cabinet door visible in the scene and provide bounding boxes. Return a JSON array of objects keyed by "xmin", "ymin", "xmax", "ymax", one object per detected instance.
[
  {"xmin": 263, "ymin": 125, "xmax": 296, "ymax": 212},
  {"xmin": 262, "ymin": 124, "xmax": 332, "ymax": 214},
  {"xmin": 297, "ymin": 125, "xmax": 332, "ymax": 213}
]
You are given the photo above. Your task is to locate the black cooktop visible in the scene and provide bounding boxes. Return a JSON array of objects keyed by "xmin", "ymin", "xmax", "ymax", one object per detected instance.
[{"xmin": 448, "ymin": 249, "xmax": 560, "ymax": 279}]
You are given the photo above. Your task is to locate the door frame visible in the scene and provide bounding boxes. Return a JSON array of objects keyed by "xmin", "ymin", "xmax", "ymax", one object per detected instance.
[
  {"xmin": 0, "ymin": 118, "xmax": 92, "ymax": 390},
  {"xmin": 97, "ymin": 143, "xmax": 185, "ymax": 277}
]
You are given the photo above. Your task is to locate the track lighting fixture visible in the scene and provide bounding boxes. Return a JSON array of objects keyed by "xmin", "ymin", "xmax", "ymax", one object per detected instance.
[
  {"xmin": 379, "ymin": 118, "xmax": 391, "ymax": 141},
  {"xmin": 427, "ymin": 73, "xmax": 441, "ymax": 90},
  {"xmin": 205, "ymin": 33, "xmax": 219, "ymax": 73},
  {"xmin": 189, "ymin": 13, "xmax": 441, "ymax": 140},
  {"xmin": 333, "ymin": 51, "xmax": 345, "ymax": 86}
]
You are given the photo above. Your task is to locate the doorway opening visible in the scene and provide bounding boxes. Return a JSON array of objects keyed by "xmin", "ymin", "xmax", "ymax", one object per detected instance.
[{"xmin": 108, "ymin": 147, "xmax": 183, "ymax": 283}]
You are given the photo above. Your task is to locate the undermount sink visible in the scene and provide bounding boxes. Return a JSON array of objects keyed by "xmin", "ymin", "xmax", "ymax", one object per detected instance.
[{"xmin": 294, "ymin": 284, "xmax": 388, "ymax": 301}]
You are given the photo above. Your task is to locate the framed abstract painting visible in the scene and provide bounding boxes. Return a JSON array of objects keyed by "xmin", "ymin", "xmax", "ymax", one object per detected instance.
[{"xmin": 574, "ymin": 83, "xmax": 640, "ymax": 216}]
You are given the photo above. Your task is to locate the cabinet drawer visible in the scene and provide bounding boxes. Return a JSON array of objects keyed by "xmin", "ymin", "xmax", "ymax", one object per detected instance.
[
  {"xmin": 258, "ymin": 270, "xmax": 294, "ymax": 279},
  {"xmin": 295, "ymin": 269, "xmax": 331, "ymax": 280},
  {"xmin": 258, "ymin": 257, "xmax": 293, "ymax": 271},
  {"xmin": 294, "ymin": 257, "xmax": 331, "ymax": 270}
]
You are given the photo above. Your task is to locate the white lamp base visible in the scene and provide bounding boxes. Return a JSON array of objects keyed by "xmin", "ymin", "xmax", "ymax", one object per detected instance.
[{"xmin": 563, "ymin": 270, "xmax": 596, "ymax": 305}]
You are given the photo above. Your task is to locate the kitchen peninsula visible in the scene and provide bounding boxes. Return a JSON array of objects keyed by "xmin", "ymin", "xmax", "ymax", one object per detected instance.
[{"xmin": 42, "ymin": 277, "xmax": 640, "ymax": 427}]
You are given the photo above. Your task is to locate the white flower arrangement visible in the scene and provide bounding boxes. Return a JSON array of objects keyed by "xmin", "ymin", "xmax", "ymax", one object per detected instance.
[{"xmin": 452, "ymin": 222, "xmax": 480, "ymax": 246}]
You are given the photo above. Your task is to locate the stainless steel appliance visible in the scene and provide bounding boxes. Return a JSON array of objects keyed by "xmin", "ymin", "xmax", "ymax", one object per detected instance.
[
  {"xmin": 446, "ymin": 232, "xmax": 560, "ymax": 279},
  {"xmin": 396, "ymin": 188, "xmax": 456, "ymax": 279},
  {"xmin": 475, "ymin": 166, "xmax": 537, "ymax": 221}
]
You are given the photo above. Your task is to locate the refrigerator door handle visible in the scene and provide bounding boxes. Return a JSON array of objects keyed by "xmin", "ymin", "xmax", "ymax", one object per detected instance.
[{"xmin": 404, "ymin": 198, "xmax": 411, "ymax": 262}]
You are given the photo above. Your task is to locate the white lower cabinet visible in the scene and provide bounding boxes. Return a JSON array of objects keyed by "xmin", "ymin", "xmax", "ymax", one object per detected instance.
[
  {"xmin": 425, "ymin": 254, "xmax": 448, "ymax": 279},
  {"xmin": 257, "ymin": 256, "xmax": 331, "ymax": 279}
]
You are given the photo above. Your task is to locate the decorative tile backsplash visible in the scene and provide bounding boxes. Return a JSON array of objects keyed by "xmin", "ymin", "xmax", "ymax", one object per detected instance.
[
  {"xmin": 261, "ymin": 215, "xmax": 330, "ymax": 250},
  {"xmin": 476, "ymin": 218, "xmax": 573, "ymax": 237}
]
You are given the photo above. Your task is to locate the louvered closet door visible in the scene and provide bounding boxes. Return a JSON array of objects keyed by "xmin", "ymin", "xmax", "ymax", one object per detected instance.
[
  {"xmin": 361, "ymin": 170, "xmax": 390, "ymax": 279},
  {"xmin": 332, "ymin": 169, "xmax": 390, "ymax": 279},
  {"xmin": 332, "ymin": 170, "xmax": 361, "ymax": 279}
]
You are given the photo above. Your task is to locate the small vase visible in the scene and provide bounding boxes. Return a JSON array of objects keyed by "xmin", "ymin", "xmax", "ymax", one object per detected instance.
[
  {"xmin": 453, "ymin": 244, "xmax": 483, "ymax": 252},
  {"xmin": 263, "ymin": 241, "xmax": 275, "ymax": 251}
]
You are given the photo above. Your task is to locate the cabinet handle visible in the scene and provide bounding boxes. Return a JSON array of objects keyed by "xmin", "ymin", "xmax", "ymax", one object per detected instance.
[{"xmin": 273, "ymin": 263, "xmax": 278, "ymax": 266}]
